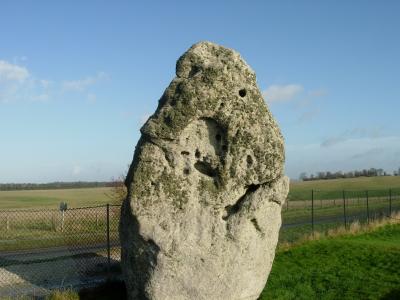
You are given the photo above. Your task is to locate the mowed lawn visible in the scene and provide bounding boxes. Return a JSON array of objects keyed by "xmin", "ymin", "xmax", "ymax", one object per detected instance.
[
  {"xmin": 261, "ymin": 224, "xmax": 400, "ymax": 299},
  {"xmin": 289, "ymin": 176, "xmax": 400, "ymax": 200},
  {"xmin": 0, "ymin": 187, "xmax": 115, "ymax": 209}
]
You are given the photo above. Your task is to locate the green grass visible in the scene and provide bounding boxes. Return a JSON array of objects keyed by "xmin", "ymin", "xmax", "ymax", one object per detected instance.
[
  {"xmin": 289, "ymin": 176, "xmax": 400, "ymax": 200},
  {"xmin": 261, "ymin": 224, "xmax": 400, "ymax": 299},
  {"xmin": 283, "ymin": 198, "xmax": 392, "ymax": 224},
  {"xmin": 0, "ymin": 206, "xmax": 120, "ymax": 252},
  {"xmin": 0, "ymin": 187, "xmax": 114, "ymax": 209}
]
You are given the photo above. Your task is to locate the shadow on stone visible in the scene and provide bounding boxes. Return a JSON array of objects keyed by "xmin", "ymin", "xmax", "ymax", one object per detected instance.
[
  {"xmin": 120, "ymin": 198, "xmax": 160, "ymax": 300},
  {"xmin": 79, "ymin": 279, "xmax": 127, "ymax": 300}
]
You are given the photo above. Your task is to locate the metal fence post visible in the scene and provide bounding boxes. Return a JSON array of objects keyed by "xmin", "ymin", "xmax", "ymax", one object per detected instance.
[
  {"xmin": 106, "ymin": 204, "xmax": 111, "ymax": 276},
  {"xmin": 61, "ymin": 210, "xmax": 65, "ymax": 232},
  {"xmin": 343, "ymin": 190, "xmax": 347, "ymax": 229},
  {"xmin": 311, "ymin": 190, "xmax": 314, "ymax": 236},
  {"xmin": 52, "ymin": 213, "xmax": 57, "ymax": 232},
  {"xmin": 389, "ymin": 188, "xmax": 392, "ymax": 217},
  {"xmin": 366, "ymin": 190, "xmax": 369, "ymax": 224}
]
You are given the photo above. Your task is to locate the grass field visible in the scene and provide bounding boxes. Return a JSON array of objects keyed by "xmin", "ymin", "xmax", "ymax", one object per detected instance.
[
  {"xmin": 261, "ymin": 223, "xmax": 400, "ymax": 299},
  {"xmin": 1, "ymin": 176, "xmax": 400, "ymax": 209},
  {"xmin": 290, "ymin": 176, "xmax": 400, "ymax": 200},
  {"xmin": 0, "ymin": 205, "xmax": 120, "ymax": 252},
  {"xmin": 0, "ymin": 187, "xmax": 115, "ymax": 209}
]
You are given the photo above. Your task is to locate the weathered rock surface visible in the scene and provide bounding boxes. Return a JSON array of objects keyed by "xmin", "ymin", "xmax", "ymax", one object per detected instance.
[{"xmin": 120, "ymin": 41, "xmax": 289, "ymax": 300}]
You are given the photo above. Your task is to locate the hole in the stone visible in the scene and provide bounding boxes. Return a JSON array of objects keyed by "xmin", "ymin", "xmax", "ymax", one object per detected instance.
[
  {"xmin": 181, "ymin": 151, "xmax": 190, "ymax": 156},
  {"xmin": 215, "ymin": 134, "xmax": 221, "ymax": 142},
  {"xmin": 170, "ymin": 98, "xmax": 177, "ymax": 106},
  {"xmin": 189, "ymin": 65, "xmax": 201, "ymax": 77},
  {"xmin": 222, "ymin": 145, "xmax": 228, "ymax": 151},
  {"xmin": 222, "ymin": 184, "xmax": 260, "ymax": 221},
  {"xmin": 151, "ymin": 181, "xmax": 156, "ymax": 186},
  {"xmin": 164, "ymin": 115, "xmax": 172, "ymax": 125},
  {"xmin": 195, "ymin": 149, "xmax": 201, "ymax": 158},
  {"xmin": 220, "ymin": 102, "xmax": 225, "ymax": 108},
  {"xmin": 246, "ymin": 155, "xmax": 253, "ymax": 167},
  {"xmin": 239, "ymin": 89, "xmax": 247, "ymax": 97},
  {"xmin": 183, "ymin": 168, "xmax": 190, "ymax": 175},
  {"xmin": 194, "ymin": 161, "xmax": 217, "ymax": 177}
]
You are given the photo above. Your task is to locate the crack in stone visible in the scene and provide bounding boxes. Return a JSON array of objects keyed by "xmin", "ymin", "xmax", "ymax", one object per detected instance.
[
  {"xmin": 250, "ymin": 218, "xmax": 264, "ymax": 237},
  {"xmin": 194, "ymin": 161, "xmax": 218, "ymax": 177},
  {"xmin": 222, "ymin": 184, "xmax": 260, "ymax": 221}
]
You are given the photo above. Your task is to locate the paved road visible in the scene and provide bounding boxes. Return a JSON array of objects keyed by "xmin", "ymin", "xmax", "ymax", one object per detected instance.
[
  {"xmin": 0, "ymin": 242, "xmax": 119, "ymax": 264},
  {"xmin": 0, "ymin": 242, "xmax": 121, "ymax": 298}
]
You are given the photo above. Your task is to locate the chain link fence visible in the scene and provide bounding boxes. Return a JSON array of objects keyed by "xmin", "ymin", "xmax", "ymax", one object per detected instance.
[
  {"xmin": 280, "ymin": 188, "xmax": 400, "ymax": 243},
  {"xmin": 0, "ymin": 204, "xmax": 120, "ymax": 298},
  {"xmin": 1, "ymin": 189, "xmax": 399, "ymax": 297}
]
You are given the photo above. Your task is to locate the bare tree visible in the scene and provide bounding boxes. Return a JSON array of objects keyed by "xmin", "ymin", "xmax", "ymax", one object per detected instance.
[{"xmin": 105, "ymin": 173, "xmax": 128, "ymax": 204}]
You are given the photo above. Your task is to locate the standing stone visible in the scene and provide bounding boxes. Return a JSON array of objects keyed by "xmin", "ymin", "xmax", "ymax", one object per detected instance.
[{"xmin": 120, "ymin": 41, "xmax": 289, "ymax": 300}]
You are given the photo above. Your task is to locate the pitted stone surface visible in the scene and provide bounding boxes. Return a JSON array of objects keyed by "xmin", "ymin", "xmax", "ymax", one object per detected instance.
[{"xmin": 120, "ymin": 41, "xmax": 289, "ymax": 300}]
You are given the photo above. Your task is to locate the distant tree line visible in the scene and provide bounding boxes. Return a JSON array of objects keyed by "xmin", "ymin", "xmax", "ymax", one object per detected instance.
[
  {"xmin": 299, "ymin": 167, "xmax": 399, "ymax": 181},
  {"xmin": 0, "ymin": 181, "xmax": 113, "ymax": 191}
]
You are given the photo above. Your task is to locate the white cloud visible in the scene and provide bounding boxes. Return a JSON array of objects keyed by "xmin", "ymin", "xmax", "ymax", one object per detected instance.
[
  {"xmin": 62, "ymin": 72, "xmax": 108, "ymax": 92},
  {"xmin": 0, "ymin": 58, "xmax": 109, "ymax": 104},
  {"xmin": 351, "ymin": 148, "xmax": 384, "ymax": 160},
  {"xmin": 296, "ymin": 108, "xmax": 320, "ymax": 124},
  {"xmin": 87, "ymin": 93, "xmax": 97, "ymax": 103},
  {"xmin": 39, "ymin": 79, "xmax": 52, "ymax": 88},
  {"xmin": 72, "ymin": 165, "xmax": 82, "ymax": 175},
  {"xmin": 62, "ymin": 77, "xmax": 95, "ymax": 92},
  {"xmin": 286, "ymin": 136, "xmax": 400, "ymax": 179},
  {"xmin": 31, "ymin": 94, "xmax": 50, "ymax": 102},
  {"xmin": 321, "ymin": 136, "xmax": 347, "ymax": 147},
  {"xmin": 0, "ymin": 60, "xmax": 29, "ymax": 82},
  {"xmin": 263, "ymin": 84, "xmax": 303, "ymax": 103},
  {"xmin": 321, "ymin": 127, "xmax": 384, "ymax": 148}
]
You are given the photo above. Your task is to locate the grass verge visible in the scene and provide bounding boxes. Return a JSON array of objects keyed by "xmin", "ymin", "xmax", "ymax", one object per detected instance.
[{"xmin": 261, "ymin": 218, "xmax": 400, "ymax": 299}]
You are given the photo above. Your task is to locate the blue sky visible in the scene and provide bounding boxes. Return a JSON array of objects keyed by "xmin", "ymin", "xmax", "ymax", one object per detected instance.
[{"xmin": 1, "ymin": 1, "xmax": 400, "ymax": 182}]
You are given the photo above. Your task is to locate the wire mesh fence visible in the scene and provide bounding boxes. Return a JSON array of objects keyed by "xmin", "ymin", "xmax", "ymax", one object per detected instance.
[
  {"xmin": 0, "ymin": 189, "xmax": 399, "ymax": 297},
  {"xmin": 0, "ymin": 204, "xmax": 121, "ymax": 298},
  {"xmin": 280, "ymin": 188, "xmax": 400, "ymax": 243}
]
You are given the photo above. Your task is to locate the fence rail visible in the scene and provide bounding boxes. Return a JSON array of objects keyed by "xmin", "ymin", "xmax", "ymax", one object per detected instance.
[{"xmin": 0, "ymin": 188, "xmax": 399, "ymax": 297}]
